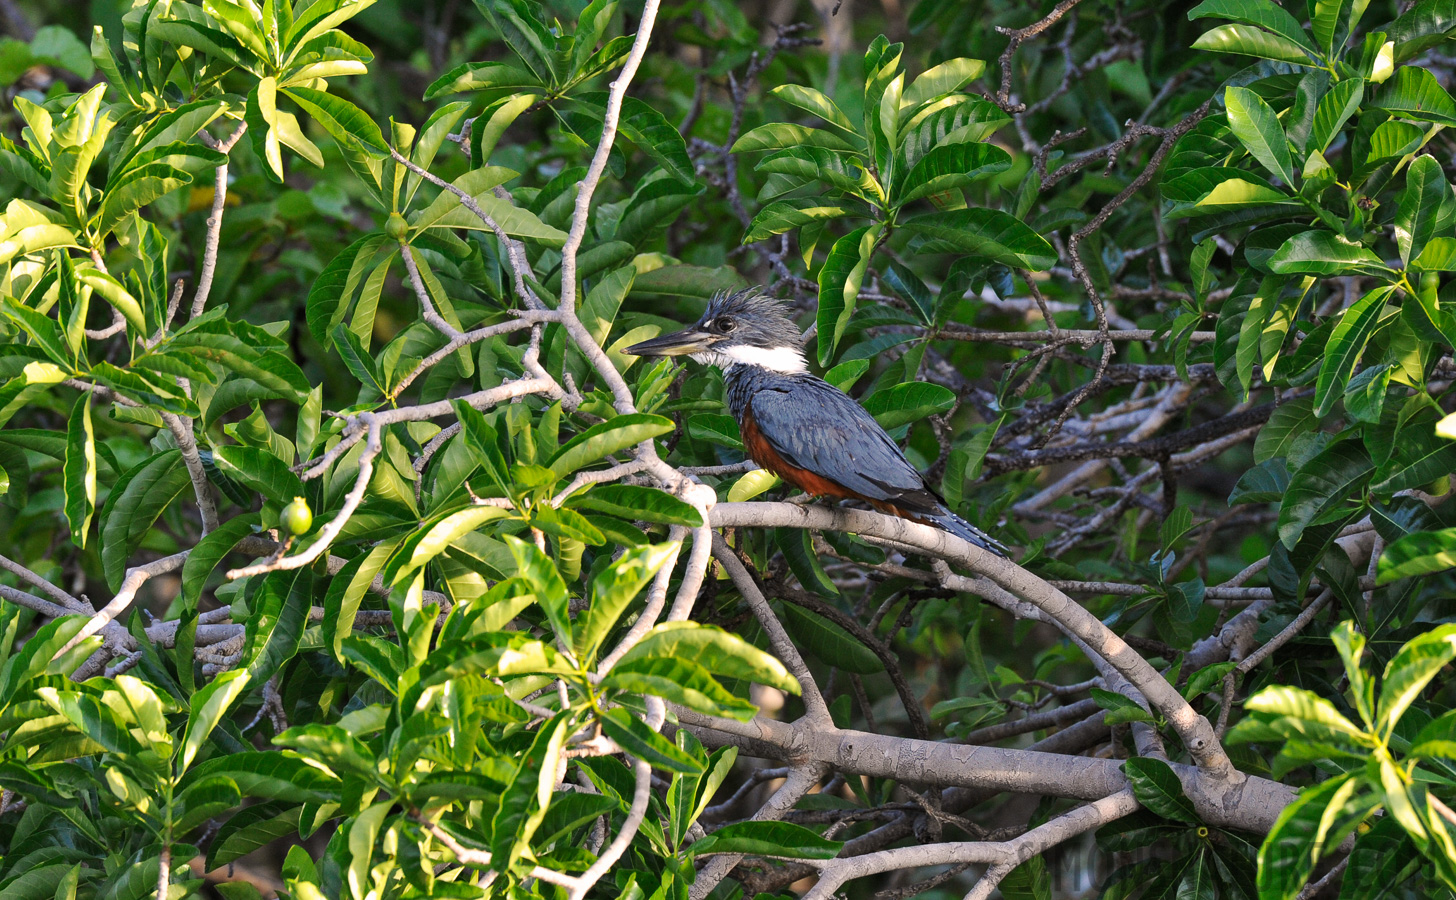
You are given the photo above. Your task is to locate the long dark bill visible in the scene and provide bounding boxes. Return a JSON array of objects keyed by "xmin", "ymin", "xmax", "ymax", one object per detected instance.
[{"xmin": 622, "ymin": 328, "xmax": 717, "ymax": 357}]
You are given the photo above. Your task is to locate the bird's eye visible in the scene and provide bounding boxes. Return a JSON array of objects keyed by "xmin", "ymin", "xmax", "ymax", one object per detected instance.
[{"xmin": 716, "ymin": 317, "xmax": 736, "ymax": 332}]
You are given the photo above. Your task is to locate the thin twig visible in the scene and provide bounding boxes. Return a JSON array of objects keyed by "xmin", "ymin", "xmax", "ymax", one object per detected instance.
[
  {"xmin": 192, "ymin": 121, "xmax": 248, "ymax": 319},
  {"xmin": 226, "ymin": 416, "xmax": 384, "ymax": 580}
]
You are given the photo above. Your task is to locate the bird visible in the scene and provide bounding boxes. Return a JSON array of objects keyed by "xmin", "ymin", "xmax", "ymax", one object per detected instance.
[{"xmin": 624, "ymin": 289, "xmax": 1008, "ymax": 556}]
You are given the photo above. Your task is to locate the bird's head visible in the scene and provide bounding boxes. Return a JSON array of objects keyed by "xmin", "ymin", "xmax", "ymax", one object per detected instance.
[{"xmin": 623, "ymin": 289, "xmax": 807, "ymax": 374}]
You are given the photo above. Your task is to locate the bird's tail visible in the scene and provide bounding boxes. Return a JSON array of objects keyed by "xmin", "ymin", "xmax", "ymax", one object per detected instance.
[{"xmin": 927, "ymin": 507, "xmax": 1009, "ymax": 558}]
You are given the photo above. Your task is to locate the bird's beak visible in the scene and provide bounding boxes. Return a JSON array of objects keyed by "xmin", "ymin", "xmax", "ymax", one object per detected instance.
[{"xmin": 623, "ymin": 327, "xmax": 718, "ymax": 358}]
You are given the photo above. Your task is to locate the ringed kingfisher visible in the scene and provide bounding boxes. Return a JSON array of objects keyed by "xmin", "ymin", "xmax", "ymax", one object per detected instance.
[{"xmin": 624, "ymin": 289, "xmax": 1008, "ymax": 556}]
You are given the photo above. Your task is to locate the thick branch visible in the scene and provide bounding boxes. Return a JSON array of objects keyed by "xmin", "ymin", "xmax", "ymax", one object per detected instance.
[
  {"xmin": 710, "ymin": 502, "xmax": 1231, "ymax": 773},
  {"xmin": 675, "ymin": 710, "xmax": 1293, "ymax": 834}
]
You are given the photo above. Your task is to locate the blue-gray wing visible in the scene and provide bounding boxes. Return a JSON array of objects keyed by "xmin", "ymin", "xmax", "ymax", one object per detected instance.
[{"xmin": 749, "ymin": 379, "xmax": 941, "ymax": 512}]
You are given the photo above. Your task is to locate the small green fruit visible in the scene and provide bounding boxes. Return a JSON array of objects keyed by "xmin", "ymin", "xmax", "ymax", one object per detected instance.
[
  {"xmin": 281, "ymin": 496, "xmax": 313, "ymax": 536},
  {"xmin": 385, "ymin": 212, "xmax": 408, "ymax": 240}
]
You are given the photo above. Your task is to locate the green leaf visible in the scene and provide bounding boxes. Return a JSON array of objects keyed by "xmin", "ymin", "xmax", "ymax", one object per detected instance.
[
  {"xmin": 1225, "ymin": 86, "xmax": 1295, "ymax": 186},
  {"xmin": 586, "ymin": 93, "xmax": 695, "ymax": 184},
  {"xmin": 731, "ymin": 122, "xmax": 858, "ymax": 153},
  {"xmin": 503, "ymin": 536, "xmax": 572, "ymax": 647},
  {"xmin": 306, "ymin": 233, "xmax": 387, "ymax": 345},
  {"xmin": 282, "ymin": 86, "xmax": 387, "ymax": 154},
  {"xmin": 1389, "ymin": 0, "xmax": 1456, "ymax": 62},
  {"xmin": 282, "ymin": 0, "xmax": 380, "ymax": 56},
  {"xmin": 0, "ymin": 616, "xmax": 89, "ymax": 704},
  {"xmin": 615, "ymin": 175, "xmax": 705, "ymax": 246},
  {"xmin": 578, "ymin": 542, "xmax": 680, "ymax": 660},
  {"xmin": 1365, "ymin": 119, "xmax": 1425, "ymax": 166},
  {"xmin": 1244, "ymin": 685, "xmax": 1367, "ymax": 736},
  {"xmin": 166, "ymin": 323, "xmax": 310, "ymax": 404},
  {"xmin": 600, "ymin": 707, "xmax": 703, "ymax": 773},
  {"xmin": 180, "ymin": 513, "xmax": 261, "ymax": 612},
  {"xmin": 1255, "ymin": 397, "xmax": 1317, "ymax": 462},
  {"xmin": 1269, "ymin": 231, "xmax": 1389, "ymax": 276},
  {"xmin": 1339, "ymin": 817, "xmax": 1420, "ymax": 899},
  {"xmin": 410, "ymin": 172, "xmax": 566, "ymax": 245},
  {"xmin": 180, "ymin": 669, "xmax": 251, "ymax": 771},
  {"xmin": 604, "ymin": 656, "xmax": 758, "ymax": 720},
  {"xmin": 185, "ymin": 747, "xmax": 340, "ymax": 804},
  {"xmin": 779, "ymin": 603, "xmax": 880, "ymax": 674},
  {"xmin": 902, "ymin": 208, "xmax": 1056, "ymax": 269},
  {"xmin": 883, "ymin": 263, "xmax": 935, "ymax": 325},
  {"xmin": 1310, "ymin": 0, "xmax": 1353, "ymax": 57},
  {"xmin": 423, "ymin": 60, "xmax": 541, "ymax": 98},
  {"xmin": 1377, "ymin": 623, "xmax": 1456, "ymax": 736},
  {"xmin": 1372, "ymin": 437, "xmax": 1456, "ymax": 496},
  {"xmin": 323, "ymin": 540, "xmax": 396, "ymax": 661},
  {"xmin": 1092, "ymin": 688, "xmax": 1154, "ymax": 725},
  {"xmin": 1000, "ymin": 855, "xmax": 1052, "ymax": 900},
  {"xmin": 618, "ymin": 264, "xmax": 746, "ymax": 303},
  {"xmin": 899, "ymin": 96, "xmax": 1010, "ymax": 168},
  {"xmin": 1345, "ymin": 364, "xmax": 1392, "ymax": 424},
  {"xmin": 568, "ymin": 484, "xmax": 703, "ymax": 526},
  {"xmin": 546, "ymin": 413, "xmax": 675, "ymax": 479},
  {"xmin": 896, "ymin": 141, "xmax": 1011, "ymax": 204},
  {"xmin": 1309, "ymin": 78, "xmax": 1365, "ymax": 154},
  {"xmin": 770, "ymin": 84, "xmax": 858, "ymax": 134},
  {"xmin": 743, "ymin": 200, "xmax": 849, "ymax": 244},
  {"xmin": 776, "ymin": 527, "xmax": 837, "ymax": 599},
  {"xmin": 1314, "ymin": 285, "xmax": 1395, "ymax": 417},
  {"xmin": 1396, "ymin": 154, "xmax": 1447, "ymax": 265},
  {"xmin": 1166, "ymin": 172, "xmax": 1296, "ymax": 218},
  {"xmin": 532, "ymin": 504, "xmax": 604, "ymax": 546},
  {"xmin": 383, "ymin": 505, "xmax": 512, "ymax": 587},
  {"xmin": 3, "ymin": 300, "xmax": 71, "ymax": 369},
  {"xmin": 1229, "ymin": 458, "xmax": 1291, "ymax": 505},
  {"xmin": 1187, "ymin": 0, "xmax": 1317, "ymax": 51},
  {"xmin": 900, "ymin": 57, "xmax": 986, "ymax": 114},
  {"xmin": 100, "ymin": 450, "xmax": 190, "ymax": 590},
  {"xmin": 617, "ymin": 621, "xmax": 799, "ymax": 694},
  {"xmin": 690, "ymin": 820, "xmax": 842, "ymax": 859},
  {"xmin": 454, "ymin": 399, "xmax": 513, "ymax": 498},
  {"xmin": 1277, "ymin": 439, "xmax": 1373, "ymax": 548},
  {"xmin": 244, "ymin": 569, "xmax": 313, "ymax": 686},
  {"xmin": 816, "ymin": 225, "xmax": 879, "ymax": 365},
  {"xmin": 491, "ymin": 713, "xmax": 570, "ymax": 872},
  {"xmin": 1257, "ymin": 774, "xmax": 1365, "ymax": 900},
  {"xmin": 684, "ymin": 413, "xmax": 742, "ymax": 451},
  {"xmin": 535, "ymin": 790, "xmax": 618, "ymax": 847},
  {"xmin": 727, "ymin": 469, "xmax": 781, "ymax": 502},
  {"xmin": 62, "ymin": 393, "xmax": 94, "ymax": 549},
  {"xmin": 861, "ymin": 381, "xmax": 955, "ymax": 429},
  {"xmin": 1371, "ymin": 65, "xmax": 1456, "ymax": 125},
  {"xmin": 330, "ymin": 322, "xmax": 384, "ymax": 392},
  {"xmin": 247, "ymin": 77, "xmax": 285, "ymax": 182},
  {"xmin": 1379, "ymin": 527, "xmax": 1456, "ymax": 581},
  {"xmin": 1192, "ymin": 23, "xmax": 1319, "ymax": 63},
  {"xmin": 473, "ymin": 0, "xmax": 556, "ymax": 82},
  {"xmin": 1414, "ymin": 236, "xmax": 1456, "ymax": 270},
  {"xmin": 1123, "ymin": 758, "xmax": 1200, "ymax": 823},
  {"xmin": 466, "ymin": 93, "xmax": 537, "ymax": 168},
  {"xmin": 209, "ymin": 804, "xmax": 303, "ymax": 869},
  {"xmin": 274, "ymin": 722, "xmax": 379, "ymax": 777},
  {"xmin": 76, "ymin": 269, "xmax": 145, "ymax": 334},
  {"xmin": 213, "ymin": 444, "xmax": 305, "ymax": 504},
  {"xmin": 93, "ymin": 161, "xmax": 195, "ymax": 240}
]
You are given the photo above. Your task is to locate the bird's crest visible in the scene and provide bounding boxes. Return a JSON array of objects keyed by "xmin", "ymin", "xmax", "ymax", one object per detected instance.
[{"xmin": 699, "ymin": 289, "xmax": 804, "ymax": 350}]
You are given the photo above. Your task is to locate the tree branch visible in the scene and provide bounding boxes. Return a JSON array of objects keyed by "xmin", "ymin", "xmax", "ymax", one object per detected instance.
[{"xmin": 710, "ymin": 502, "xmax": 1231, "ymax": 774}]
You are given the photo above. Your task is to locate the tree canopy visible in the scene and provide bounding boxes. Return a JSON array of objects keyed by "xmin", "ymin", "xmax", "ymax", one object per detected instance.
[{"xmin": 1, "ymin": 0, "xmax": 1456, "ymax": 898}]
